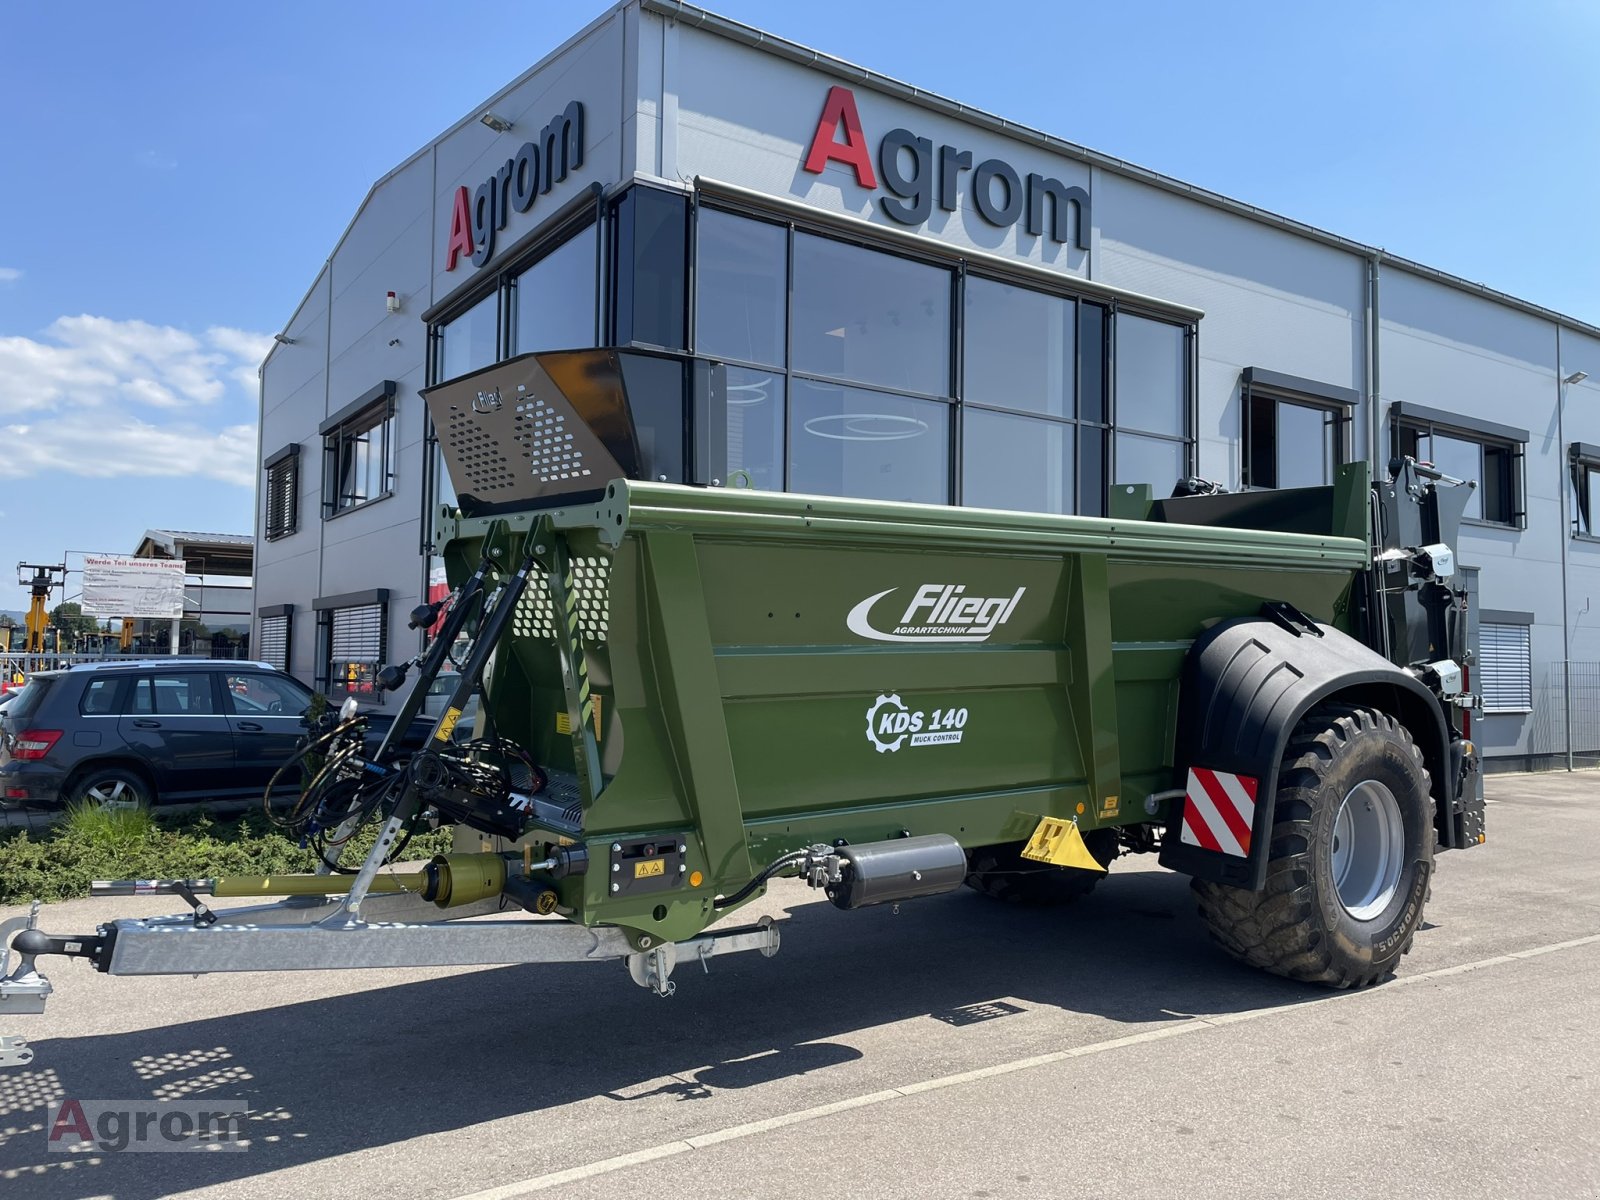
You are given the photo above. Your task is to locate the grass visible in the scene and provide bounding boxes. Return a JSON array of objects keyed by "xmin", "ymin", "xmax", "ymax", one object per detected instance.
[{"xmin": 0, "ymin": 806, "xmax": 455, "ymax": 906}]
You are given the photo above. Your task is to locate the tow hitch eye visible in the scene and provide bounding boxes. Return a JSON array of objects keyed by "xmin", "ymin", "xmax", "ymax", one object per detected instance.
[{"xmin": 1, "ymin": 902, "xmax": 63, "ymax": 1067}]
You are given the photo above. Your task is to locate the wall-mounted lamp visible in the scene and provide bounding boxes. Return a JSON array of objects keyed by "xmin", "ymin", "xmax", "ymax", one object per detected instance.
[
  {"xmin": 1564, "ymin": 370, "xmax": 1589, "ymax": 385},
  {"xmin": 479, "ymin": 111, "xmax": 514, "ymax": 133},
  {"xmin": 386, "ymin": 290, "xmax": 401, "ymax": 314},
  {"xmin": 273, "ymin": 333, "xmax": 296, "ymax": 345}
]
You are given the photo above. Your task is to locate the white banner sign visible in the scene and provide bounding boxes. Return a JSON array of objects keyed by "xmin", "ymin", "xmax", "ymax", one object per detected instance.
[{"xmin": 81, "ymin": 555, "xmax": 188, "ymax": 619}]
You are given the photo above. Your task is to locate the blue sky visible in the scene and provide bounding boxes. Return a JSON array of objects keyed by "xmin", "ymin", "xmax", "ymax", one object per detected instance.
[{"xmin": 2, "ymin": 0, "xmax": 1596, "ymax": 612}]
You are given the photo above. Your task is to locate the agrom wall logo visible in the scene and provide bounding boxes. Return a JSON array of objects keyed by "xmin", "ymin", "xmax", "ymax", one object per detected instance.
[
  {"xmin": 445, "ymin": 100, "xmax": 585, "ymax": 272},
  {"xmin": 802, "ymin": 85, "xmax": 1089, "ymax": 248},
  {"xmin": 847, "ymin": 583, "xmax": 1025, "ymax": 644}
]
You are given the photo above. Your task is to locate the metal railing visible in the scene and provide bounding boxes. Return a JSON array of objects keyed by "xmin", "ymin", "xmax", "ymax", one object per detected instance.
[
  {"xmin": 1, "ymin": 645, "xmax": 254, "ymax": 684},
  {"xmin": 1530, "ymin": 660, "xmax": 1600, "ymax": 769}
]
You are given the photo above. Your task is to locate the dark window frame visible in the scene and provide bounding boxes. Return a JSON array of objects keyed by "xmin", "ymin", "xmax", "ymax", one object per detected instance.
[
  {"xmin": 264, "ymin": 444, "xmax": 300, "ymax": 540},
  {"xmin": 1571, "ymin": 442, "xmax": 1600, "ymax": 539},
  {"xmin": 313, "ymin": 589, "xmax": 389, "ymax": 705},
  {"xmin": 321, "ymin": 382, "xmax": 398, "ymax": 519},
  {"xmin": 1240, "ymin": 368, "xmax": 1355, "ymax": 490},
  {"xmin": 1390, "ymin": 402, "xmax": 1527, "ymax": 529}
]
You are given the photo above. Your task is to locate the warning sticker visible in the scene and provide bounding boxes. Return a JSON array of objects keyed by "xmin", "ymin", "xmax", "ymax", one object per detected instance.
[{"xmin": 434, "ymin": 706, "xmax": 463, "ymax": 742}]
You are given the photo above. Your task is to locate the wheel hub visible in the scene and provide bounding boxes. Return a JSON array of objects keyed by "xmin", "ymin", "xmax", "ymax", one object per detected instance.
[
  {"xmin": 1331, "ymin": 780, "xmax": 1405, "ymax": 921},
  {"xmin": 88, "ymin": 781, "xmax": 138, "ymax": 811}
]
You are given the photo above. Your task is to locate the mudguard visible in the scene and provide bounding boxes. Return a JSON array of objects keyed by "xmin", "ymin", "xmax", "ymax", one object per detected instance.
[{"xmin": 1159, "ymin": 609, "xmax": 1452, "ymax": 890}]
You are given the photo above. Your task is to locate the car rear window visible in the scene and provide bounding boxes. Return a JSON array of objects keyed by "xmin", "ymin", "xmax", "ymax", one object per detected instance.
[
  {"xmin": 79, "ymin": 677, "xmax": 123, "ymax": 716},
  {"xmin": 6, "ymin": 676, "xmax": 57, "ymax": 723}
]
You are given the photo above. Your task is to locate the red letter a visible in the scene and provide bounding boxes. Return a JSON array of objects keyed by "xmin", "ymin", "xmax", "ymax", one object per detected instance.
[
  {"xmin": 445, "ymin": 186, "xmax": 474, "ymax": 272},
  {"xmin": 803, "ymin": 86, "xmax": 878, "ymax": 189},
  {"xmin": 49, "ymin": 1099, "xmax": 93, "ymax": 1143}
]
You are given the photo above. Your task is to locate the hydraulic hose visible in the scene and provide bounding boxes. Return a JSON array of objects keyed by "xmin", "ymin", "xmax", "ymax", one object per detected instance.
[{"xmin": 712, "ymin": 849, "xmax": 809, "ymax": 911}]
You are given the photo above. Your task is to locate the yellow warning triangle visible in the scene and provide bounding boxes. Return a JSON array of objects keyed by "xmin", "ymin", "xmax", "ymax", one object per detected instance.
[{"xmin": 1019, "ymin": 816, "xmax": 1108, "ymax": 872}]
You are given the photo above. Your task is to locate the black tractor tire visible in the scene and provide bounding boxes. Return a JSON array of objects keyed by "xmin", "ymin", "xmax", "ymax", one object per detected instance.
[
  {"xmin": 965, "ymin": 827, "xmax": 1119, "ymax": 906},
  {"xmin": 68, "ymin": 765, "xmax": 155, "ymax": 814},
  {"xmin": 1192, "ymin": 704, "xmax": 1434, "ymax": 988}
]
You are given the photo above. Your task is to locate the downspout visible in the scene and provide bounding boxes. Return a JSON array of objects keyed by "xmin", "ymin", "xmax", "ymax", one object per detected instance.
[
  {"xmin": 1557, "ymin": 326, "xmax": 1573, "ymax": 770},
  {"xmin": 1367, "ymin": 252, "xmax": 1383, "ymax": 471}
]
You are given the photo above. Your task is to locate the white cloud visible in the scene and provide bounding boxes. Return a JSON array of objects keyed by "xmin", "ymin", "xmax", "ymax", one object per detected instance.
[
  {"xmin": 2, "ymin": 415, "xmax": 257, "ymax": 485},
  {"xmin": 0, "ymin": 315, "xmax": 270, "ymax": 485},
  {"xmin": 0, "ymin": 315, "xmax": 271, "ymax": 417},
  {"xmin": 0, "ymin": 267, "xmax": 20, "ymax": 284}
]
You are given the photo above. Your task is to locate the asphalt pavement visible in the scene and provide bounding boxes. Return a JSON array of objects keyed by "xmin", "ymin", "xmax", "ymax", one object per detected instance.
[{"xmin": 0, "ymin": 771, "xmax": 1595, "ymax": 1199}]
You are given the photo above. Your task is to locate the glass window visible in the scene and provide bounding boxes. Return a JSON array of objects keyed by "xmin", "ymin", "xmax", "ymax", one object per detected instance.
[
  {"xmin": 1078, "ymin": 303, "xmax": 1108, "ymax": 426},
  {"xmin": 1427, "ymin": 432, "xmax": 1483, "ymax": 519},
  {"xmin": 327, "ymin": 405, "xmax": 395, "ymax": 514},
  {"xmin": 1246, "ymin": 394, "xmax": 1342, "ymax": 490},
  {"xmin": 224, "ymin": 672, "xmax": 311, "ymax": 716},
  {"xmin": 131, "ymin": 675, "xmax": 216, "ymax": 716},
  {"xmin": 1395, "ymin": 420, "xmax": 1520, "ymax": 526},
  {"xmin": 1114, "ymin": 432, "xmax": 1186, "ymax": 496},
  {"xmin": 717, "ymin": 366, "xmax": 785, "ymax": 490},
  {"xmin": 963, "ymin": 277, "xmax": 1074, "ymax": 418},
  {"xmin": 612, "ymin": 189, "xmax": 687, "ymax": 350},
  {"xmin": 696, "ymin": 210, "xmax": 788, "ymax": 368},
  {"xmin": 438, "ymin": 290, "xmax": 498, "ymax": 383},
  {"xmin": 513, "ymin": 226, "xmax": 598, "ymax": 355},
  {"xmin": 792, "ymin": 233, "xmax": 951, "ymax": 397},
  {"xmin": 325, "ymin": 603, "xmax": 386, "ymax": 705},
  {"xmin": 78, "ymin": 678, "xmax": 122, "ymax": 716},
  {"xmin": 618, "ymin": 354, "xmax": 687, "ymax": 485},
  {"xmin": 963, "ymin": 408, "xmax": 1074, "ymax": 514},
  {"xmin": 790, "ymin": 379, "xmax": 950, "ymax": 504},
  {"xmin": 1115, "ymin": 314, "xmax": 1186, "ymax": 436},
  {"xmin": 1576, "ymin": 459, "xmax": 1600, "ymax": 536}
]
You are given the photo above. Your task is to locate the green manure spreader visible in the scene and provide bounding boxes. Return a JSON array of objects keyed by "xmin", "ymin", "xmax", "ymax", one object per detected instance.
[{"xmin": 1, "ymin": 349, "xmax": 1485, "ymax": 1058}]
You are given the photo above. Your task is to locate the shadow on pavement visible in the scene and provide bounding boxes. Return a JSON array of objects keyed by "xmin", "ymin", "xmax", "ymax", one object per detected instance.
[{"xmin": 0, "ymin": 866, "xmax": 1326, "ymax": 1197}]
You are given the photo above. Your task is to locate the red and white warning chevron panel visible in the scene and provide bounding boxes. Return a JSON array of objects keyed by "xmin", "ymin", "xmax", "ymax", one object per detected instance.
[{"xmin": 1180, "ymin": 767, "xmax": 1260, "ymax": 857}]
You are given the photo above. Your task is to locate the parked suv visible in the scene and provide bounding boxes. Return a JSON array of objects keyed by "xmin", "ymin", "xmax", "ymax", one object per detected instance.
[{"xmin": 1, "ymin": 660, "xmax": 340, "ymax": 814}]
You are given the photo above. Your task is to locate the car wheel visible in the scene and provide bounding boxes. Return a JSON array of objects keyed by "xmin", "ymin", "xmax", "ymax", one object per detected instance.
[{"xmin": 71, "ymin": 767, "xmax": 155, "ymax": 813}]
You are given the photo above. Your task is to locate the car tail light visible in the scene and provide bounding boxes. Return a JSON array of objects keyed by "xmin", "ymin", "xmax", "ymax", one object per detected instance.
[{"xmin": 11, "ymin": 730, "xmax": 62, "ymax": 761}]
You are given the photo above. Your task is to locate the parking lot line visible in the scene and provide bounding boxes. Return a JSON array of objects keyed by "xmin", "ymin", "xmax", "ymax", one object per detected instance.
[{"xmin": 449, "ymin": 931, "xmax": 1600, "ymax": 1200}]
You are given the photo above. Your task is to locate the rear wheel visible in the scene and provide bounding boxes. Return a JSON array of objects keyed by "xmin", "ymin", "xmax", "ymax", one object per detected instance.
[
  {"xmin": 1192, "ymin": 704, "xmax": 1433, "ymax": 988},
  {"xmin": 965, "ymin": 827, "xmax": 1119, "ymax": 906},
  {"xmin": 70, "ymin": 766, "xmax": 154, "ymax": 813}
]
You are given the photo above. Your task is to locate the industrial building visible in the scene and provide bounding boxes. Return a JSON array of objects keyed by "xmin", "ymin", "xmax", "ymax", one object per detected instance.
[{"xmin": 254, "ymin": 0, "xmax": 1600, "ymax": 770}]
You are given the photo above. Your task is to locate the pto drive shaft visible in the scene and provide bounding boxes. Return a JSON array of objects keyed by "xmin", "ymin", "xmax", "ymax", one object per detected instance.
[{"xmin": 90, "ymin": 852, "xmax": 513, "ymax": 910}]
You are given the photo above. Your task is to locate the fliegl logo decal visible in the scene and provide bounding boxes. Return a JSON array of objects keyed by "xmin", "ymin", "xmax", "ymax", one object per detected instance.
[
  {"xmin": 847, "ymin": 583, "xmax": 1025, "ymax": 643},
  {"xmin": 866, "ymin": 693, "xmax": 970, "ymax": 754}
]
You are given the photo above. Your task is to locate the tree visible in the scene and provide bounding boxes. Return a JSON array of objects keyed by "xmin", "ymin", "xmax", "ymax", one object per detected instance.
[{"xmin": 49, "ymin": 603, "xmax": 102, "ymax": 650}]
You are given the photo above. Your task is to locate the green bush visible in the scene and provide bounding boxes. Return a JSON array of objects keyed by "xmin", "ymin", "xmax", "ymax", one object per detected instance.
[{"xmin": 0, "ymin": 809, "xmax": 455, "ymax": 906}]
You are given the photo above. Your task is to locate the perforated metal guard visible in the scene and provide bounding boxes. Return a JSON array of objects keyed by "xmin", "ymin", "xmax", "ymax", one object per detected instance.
[
  {"xmin": 512, "ymin": 556, "xmax": 612, "ymax": 645},
  {"xmin": 423, "ymin": 352, "xmax": 631, "ymax": 511}
]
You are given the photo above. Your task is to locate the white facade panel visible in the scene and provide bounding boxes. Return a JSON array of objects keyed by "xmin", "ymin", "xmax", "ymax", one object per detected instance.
[
  {"xmin": 669, "ymin": 24, "xmax": 1091, "ymax": 277},
  {"xmin": 427, "ymin": 12, "xmax": 626, "ymax": 305}
]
